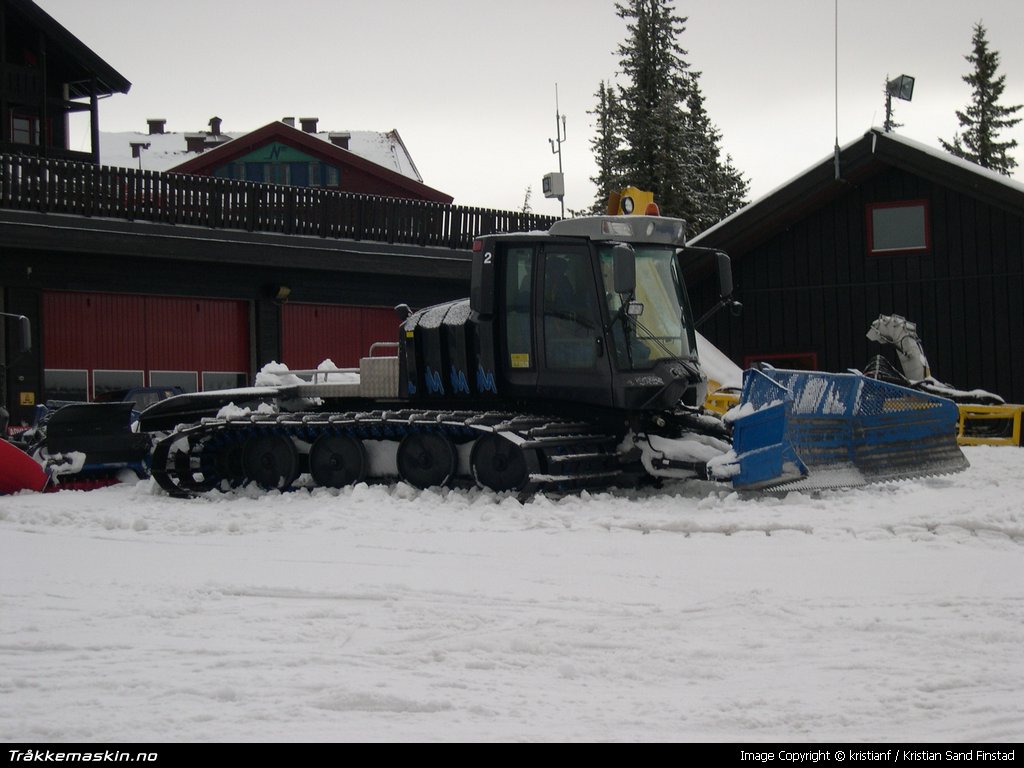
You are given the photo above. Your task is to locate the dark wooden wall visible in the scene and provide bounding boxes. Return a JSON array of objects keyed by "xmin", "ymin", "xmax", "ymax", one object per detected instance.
[
  {"xmin": 0, "ymin": 215, "xmax": 472, "ymax": 422},
  {"xmin": 696, "ymin": 166, "xmax": 1024, "ymax": 404}
]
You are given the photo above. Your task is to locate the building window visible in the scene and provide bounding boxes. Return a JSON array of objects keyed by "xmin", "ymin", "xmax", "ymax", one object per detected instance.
[
  {"xmin": 245, "ymin": 162, "xmax": 275, "ymax": 183},
  {"xmin": 93, "ymin": 370, "xmax": 145, "ymax": 400},
  {"xmin": 743, "ymin": 352, "xmax": 819, "ymax": 371},
  {"xmin": 44, "ymin": 369, "xmax": 88, "ymax": 402},
  {"xmin": 202, "ymin": 372, "xmax": 247, "ymax": 391},
  {"xmin": 150, "ymin": 371, "xmax": 198, "ymax": 394},
  {"xmin": 11, "ymin": 113, "xmax": 41, "ymax": 145},
  {"xmin": 867, "ymin": 200, "xmax": 930, "ymax": 255}
]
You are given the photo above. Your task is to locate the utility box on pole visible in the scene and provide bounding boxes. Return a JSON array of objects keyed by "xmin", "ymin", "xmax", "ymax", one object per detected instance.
[{"xmin": 542, "ymin": 172, "xmax": 564, "ymax": 199}]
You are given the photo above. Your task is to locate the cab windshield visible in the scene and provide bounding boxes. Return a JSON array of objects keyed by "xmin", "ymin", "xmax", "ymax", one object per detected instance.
[{"xmin": 599, "ymin": 245, "xmax": 697, "ymax": 370}]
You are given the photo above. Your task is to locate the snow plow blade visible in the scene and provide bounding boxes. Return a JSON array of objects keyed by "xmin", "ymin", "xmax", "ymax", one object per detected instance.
[{"xmin": 722, "ymin": 368, "xmax": 969, "ymax": 491}]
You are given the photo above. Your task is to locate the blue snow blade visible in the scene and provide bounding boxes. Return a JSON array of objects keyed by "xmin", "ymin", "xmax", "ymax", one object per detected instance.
[
  {"xmin": 729, "ymin": 397, "xmax": 807, "ymax": 489},
  {"xmin": 727, "ymin": 368, "xmax": 969, "ymax": 491}
]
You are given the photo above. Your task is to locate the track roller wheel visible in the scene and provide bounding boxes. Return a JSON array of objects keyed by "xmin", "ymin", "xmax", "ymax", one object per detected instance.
[
  {"xmin": 397, "ymin": 432, "xmax": 457, "ymax": 489},
  {"xmin": 242, "ymin": 434, "xmax": 300, "ymax": 490},
  {"xmin": 309, "ymin": 434, "xmax": 367, "ymax": 488},
  {"xmin": 205, "ymin": 441, "xmax": 246, "ymax": 489},
  {"xmin": 470, "ymin": 433, "xmax": 529, "ymax": 491},
  {"xmin": 174, "ymin": 444, "xmax": 217, "ymax": 493}
]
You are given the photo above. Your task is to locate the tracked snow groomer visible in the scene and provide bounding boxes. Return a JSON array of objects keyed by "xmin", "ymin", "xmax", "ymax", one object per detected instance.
[{"xmin": 140, "ymin": 215, "xmax": 969, "ymax": 497}]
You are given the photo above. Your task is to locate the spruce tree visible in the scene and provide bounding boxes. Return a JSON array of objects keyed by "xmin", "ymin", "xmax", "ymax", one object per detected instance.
[
  {"xmin": 588, "ymin": 80, "xmax": 626, "ymax": 213},
  {"xmin": 682, "ymin": 75, "xmax": 749, "ymax": 232},
  {"xmin": 614, "ymin": 0, "xmax": 690, "ymax": 218},
  {"xmin": 882, "ymin": 76, "xmax": 904, "ymax": 133},
  {"xmin": 939, "ymin": 22, "xmax": 1022, "ymax": 175},
  {"xmin": 600, "ymin": 0, "xmax": 748, "ymax": 234}
]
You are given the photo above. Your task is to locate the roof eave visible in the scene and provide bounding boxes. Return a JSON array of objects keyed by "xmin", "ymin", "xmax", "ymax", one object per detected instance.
[
  {"xmin": 692, "ymin": 128, "xmax": 1024, "ymax": 256},
  {"xmin": 8, "ymin": 0, "xmax": 131, "ymax": 97}
]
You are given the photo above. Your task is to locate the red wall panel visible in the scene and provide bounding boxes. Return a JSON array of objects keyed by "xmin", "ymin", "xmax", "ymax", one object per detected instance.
[
  {"xmin": 281, "ymin": 304, "xmax": 399, "ymax": 370},
  {"xmin": 44, "ymin": 291, "xmax": 250, "ymax": 380},
  {"xmin": 43, "ymin": 292, "xmax": 147, "ymax": 369},
  {"xmin": 144, "ymin": 296, "xmax": 249, "ymax": 372}
]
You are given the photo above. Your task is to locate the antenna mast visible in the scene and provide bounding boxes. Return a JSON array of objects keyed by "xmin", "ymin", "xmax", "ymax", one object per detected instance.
[
  {"xmin": 833, "ymin": 0, "xmax": 841, "ymax": 180},
  {"xmin": 548, "ymin": 84, "xmax": 567, "ymax": 217}
]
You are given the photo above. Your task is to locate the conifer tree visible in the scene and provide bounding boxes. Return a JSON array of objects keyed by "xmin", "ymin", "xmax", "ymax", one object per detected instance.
[
  {"xmin": 597, "ymin": 0, "xmax": 748, "ymax": 234},
  {"xmin": 614, "ymin": 0, "xmax": 690, "ymax": 218},
  {"xmin": 882, "ymin": 76, "xmax": 904, "ymax": 133},
  {"xmin": 588, "ymin": 80, "xmax": 626, "ymax": 213},
  {"xmin": 939, "ymin": 22, "xmax": 1021, "ymax": 175},
  {"xmin": 681, "ymin": 75, "xmax": 748, "ymax": 232}
]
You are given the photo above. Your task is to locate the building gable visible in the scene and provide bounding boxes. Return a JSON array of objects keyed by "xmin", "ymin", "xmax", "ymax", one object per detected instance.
[
  {"xmin": 691, "ymin": 128, "xmax": 1024, "ymax": 405},
  {"xmin": 210, "ymin": 141, "xmax": 341, "ymax": 187},
  {"xmin": 168, "ymin": 121, "xmax": 453, "ymax": 203}
]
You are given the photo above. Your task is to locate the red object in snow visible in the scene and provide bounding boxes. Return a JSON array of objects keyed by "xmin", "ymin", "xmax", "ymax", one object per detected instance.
[{"xmin": 0, "ymin": 440, "xmax": 47, "ymax": 494}]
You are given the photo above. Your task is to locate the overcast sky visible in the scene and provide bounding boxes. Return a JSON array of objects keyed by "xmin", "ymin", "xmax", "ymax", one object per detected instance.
[{"xmin": 37, "ymin": 0, "xmax": 1024, "ymax": 216}]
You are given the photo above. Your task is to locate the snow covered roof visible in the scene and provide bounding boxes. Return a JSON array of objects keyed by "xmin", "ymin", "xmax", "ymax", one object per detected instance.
[
  {"xmin": 692, "ymin": 127, "xmax": 1024, "ymax": 254},
  {"xmin": 100, "ymin": 122, "xmax": 423, "ymax": 182}
]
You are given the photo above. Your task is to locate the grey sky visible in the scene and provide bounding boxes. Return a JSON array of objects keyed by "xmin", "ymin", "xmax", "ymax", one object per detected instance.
[{"xmin": 37, "ymin": 0, "xmax": 1024, "ymax": 216}]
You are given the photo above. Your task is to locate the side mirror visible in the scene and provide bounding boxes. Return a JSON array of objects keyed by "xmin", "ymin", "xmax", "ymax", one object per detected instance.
[
  {"xmin": 716, "ymin": 251, "xmax": 733, "ymax": 299},
  {"xmin": 18, "ymin": 316, "xmax": 31, "ymax": 353},
  {"xmin": 694, "ymin": 252, "xmax": 741, "ymax": 328},
  {"xmin": 613, "ymin": 244, "xmax": 636, "ymax": 294},
  {"xmin": 1, "ymin": 313, "xmax": 31, "ymax": 353}
]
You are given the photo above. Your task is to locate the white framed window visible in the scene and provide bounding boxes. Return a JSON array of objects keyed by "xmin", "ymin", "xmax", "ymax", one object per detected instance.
[
  {"xmin": 202, "ymin": 371, "xmax": 247, "ymax": 391},
  {"xmin": 44, "ymin": 369, "xmax": 88, "ymax": 402},
  {"xmin": 93, "ymin": 370, "xmax": 145, "ymax": 400},
  {"xmin": 150, "ymin": 371, "xmax": 198, "ymax": 394}
]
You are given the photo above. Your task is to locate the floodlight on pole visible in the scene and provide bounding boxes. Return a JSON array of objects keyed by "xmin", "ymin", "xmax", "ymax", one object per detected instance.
[{"xmin": 884, "ymin": 74, "xmax": 915, "ymax": 132}]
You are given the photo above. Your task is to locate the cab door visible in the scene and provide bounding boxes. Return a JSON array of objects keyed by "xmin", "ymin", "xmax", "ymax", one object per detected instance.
[{"xmin": 535, "ymin": 244, "xmax": 615, "ymax": 408}]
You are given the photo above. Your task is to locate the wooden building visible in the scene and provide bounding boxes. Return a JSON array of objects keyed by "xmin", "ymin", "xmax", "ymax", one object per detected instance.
[
  {"xmin": 0, "ymin": 0, "xmax": 495, "ymax": 428},
  {"xmin": 0, "ymin": 0, "xmax": 130, "ymax": 163},
  {"xmin": 0, "ymin": 153, "xmax": 555, "ymax": 426},
  {"xmin": 691, "ymin": 128, "xmax": 1024, "ymax": 404},
  {"xmin": 167, "ymin": 120, "xmax": 452, "ymax": 203}
]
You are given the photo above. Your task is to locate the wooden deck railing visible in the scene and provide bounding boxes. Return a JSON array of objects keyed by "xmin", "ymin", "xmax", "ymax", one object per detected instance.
[{"xmin": 0, "ymin": 154, "xmax": 558, "ymax": 250}]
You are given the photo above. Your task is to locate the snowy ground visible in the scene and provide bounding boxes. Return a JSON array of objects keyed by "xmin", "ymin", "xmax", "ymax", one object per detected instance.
[{"xmin": 1, "ymin": 446, "xmax": 1022, "ymax": 743}]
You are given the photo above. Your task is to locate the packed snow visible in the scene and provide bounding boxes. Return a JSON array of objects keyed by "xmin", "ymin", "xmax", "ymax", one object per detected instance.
[{"xmin": 1, "ymin": 446, "xmax": 1022, "ymax": 743}]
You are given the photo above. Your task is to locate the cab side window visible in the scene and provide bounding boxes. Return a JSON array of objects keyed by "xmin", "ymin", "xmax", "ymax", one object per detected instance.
[
  {"xmin": 504, "ymin": 247, "xmax": 533, "ymax": 369},
  {"xmin": 543, "ymin": 249, "xmax": 599, "ymax": 369}
]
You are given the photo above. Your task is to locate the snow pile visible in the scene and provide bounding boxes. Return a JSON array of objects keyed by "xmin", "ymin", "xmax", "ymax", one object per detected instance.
[
  {"xmin": 315, "ymin": 359, "xmax": 359, "ymax": 384},
  {"xmin": 253, "ymin": 361, "xmax": 309, "ymax": 388},
  {"xmin": 216, "ymin": 402, "xmax": 277, "ymax": 420},
  {"xmin": 696, "ymin": 330, "xmax": 743, "ymax": 390}
]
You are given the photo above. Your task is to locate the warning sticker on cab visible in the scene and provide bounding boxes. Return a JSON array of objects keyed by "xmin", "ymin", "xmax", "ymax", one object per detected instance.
[{"xmin": 510, "ymin": 353, "xmax": 530, "ymax": 368}]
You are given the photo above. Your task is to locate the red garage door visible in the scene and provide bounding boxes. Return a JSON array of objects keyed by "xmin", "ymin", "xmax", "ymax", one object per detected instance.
[
  {"xmin": 43, "ymin": 291, "xmax": 250, "ymax": 401},
  {"xmin": 281, "ymin": 304, "xmax": 399, "ymax": 370}
]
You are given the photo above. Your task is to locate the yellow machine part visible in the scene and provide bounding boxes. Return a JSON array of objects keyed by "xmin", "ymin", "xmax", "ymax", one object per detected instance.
[
  {"xmin": 957, "ymin": 403, "xmax": 1024, "ymax": 447},
  {"xmin": 704, "ymin": 380, "xmax": 740, "ymax": 416},
  {"xmin": 607, "ymin": 186, "xmax": 658, "ymax": 216}
]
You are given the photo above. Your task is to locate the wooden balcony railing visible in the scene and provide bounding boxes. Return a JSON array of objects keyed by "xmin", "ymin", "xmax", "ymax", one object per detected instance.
[{"xmin": 0, "ymin": 154, "xmax": 559, "ymax": 250}]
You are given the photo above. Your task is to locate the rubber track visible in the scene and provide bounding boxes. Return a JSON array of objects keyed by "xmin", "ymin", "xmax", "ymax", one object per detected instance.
[{"xmin": 150, "ymin": 409, "xmax": 633, "ymax": 498}]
